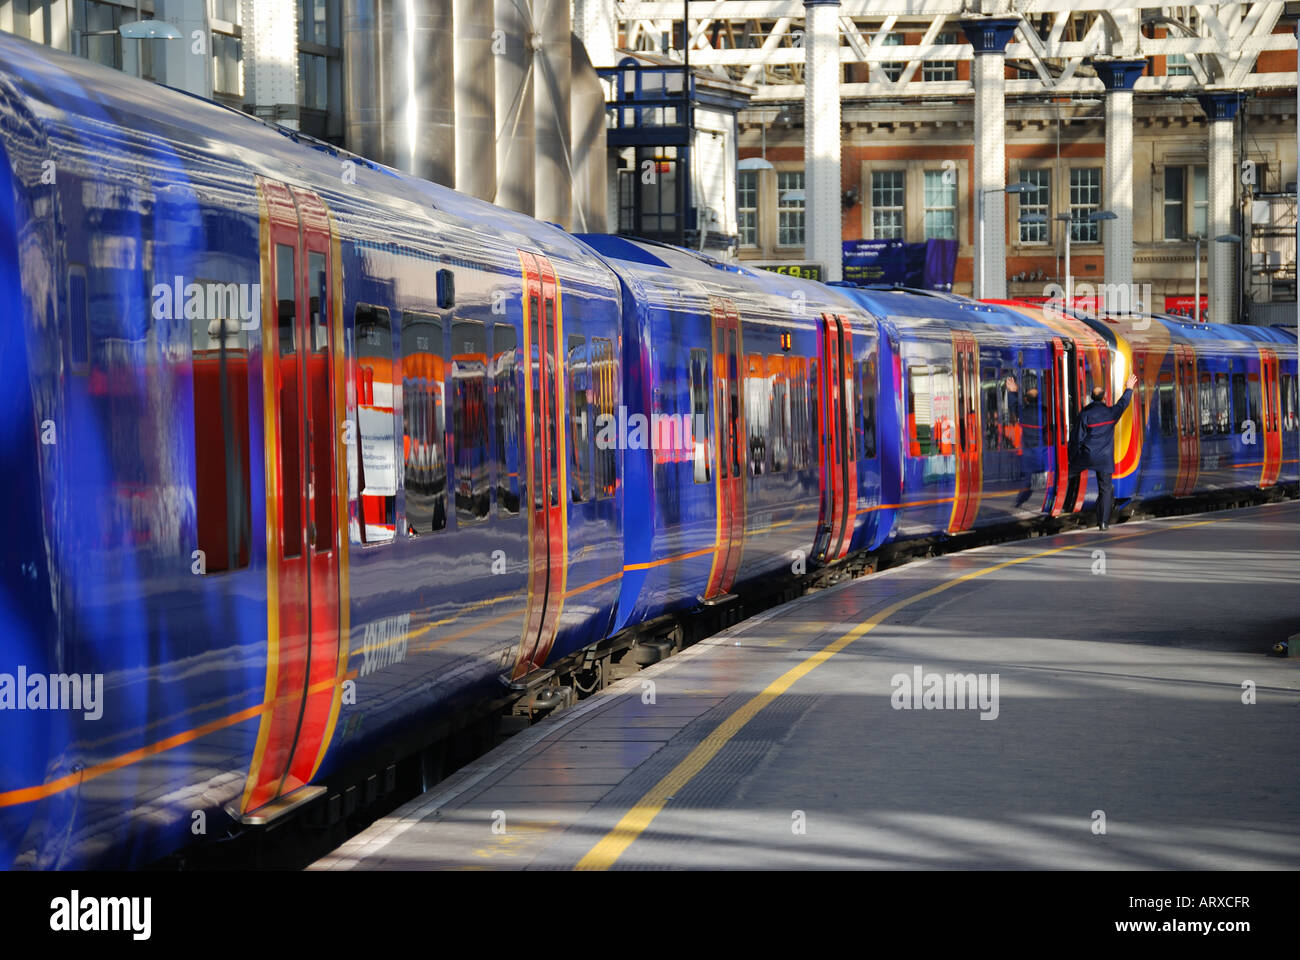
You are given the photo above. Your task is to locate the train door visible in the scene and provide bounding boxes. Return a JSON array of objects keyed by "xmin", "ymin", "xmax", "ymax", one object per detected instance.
[
  {"xmin": 949, "ymin": 330, "xmax": 982, "ymax": 531},
  {"xmin": 704, "ymin": 296, "xmax": 744, "ymax": 600},
  {"xmin": 1259, "ymin": 347, "xmax": 1283, "ymax": 487},
  {"xmin": 512, "ymin": 252, "xmax": 567, "ymax": 680},
  {"xmin": 241, "ymin": 178, "xmax": 343, "ymax": 819},
  {"xmin": 814, "ymin": 313, "xmax": 858, "ymax": 563},
  {"xmin": 1064, "ymin": 343, "xmax": 1091, "ymax": 513},
  {"xmin": 1044, "ymin": 337, "xmax": 1072, "ymax": 515},
  {"xmin": 1173, "ymin": 344, "xmax": 1201, "ymax": 496}
]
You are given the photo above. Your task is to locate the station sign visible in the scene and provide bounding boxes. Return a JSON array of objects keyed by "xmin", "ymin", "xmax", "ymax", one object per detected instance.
[{"xmin": 1164, "ymin": 295, "xmax": 1208, "ymax": 323}]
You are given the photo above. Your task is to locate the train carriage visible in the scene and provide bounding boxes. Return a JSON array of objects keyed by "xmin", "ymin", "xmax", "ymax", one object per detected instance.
[{"xmin": 0, "ymin": 31, "xmax": 624, "ymax": 867}]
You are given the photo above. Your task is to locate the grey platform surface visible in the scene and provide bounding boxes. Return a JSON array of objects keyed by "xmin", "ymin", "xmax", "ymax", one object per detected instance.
[{"xmin": 312, "ymin": 502, "xmax": 1300, "ymax": 871}]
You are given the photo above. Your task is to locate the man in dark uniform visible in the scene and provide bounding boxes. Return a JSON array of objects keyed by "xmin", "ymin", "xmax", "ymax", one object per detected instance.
[{"xmin": 1070, "ymin": 373, "xmax": 1138, "ymax": 530}]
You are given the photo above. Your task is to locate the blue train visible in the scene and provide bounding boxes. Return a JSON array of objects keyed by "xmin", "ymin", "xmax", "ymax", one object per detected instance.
[{"xmin": 1, "ymin": 34, "xmax": 1295, "ymax": 868}]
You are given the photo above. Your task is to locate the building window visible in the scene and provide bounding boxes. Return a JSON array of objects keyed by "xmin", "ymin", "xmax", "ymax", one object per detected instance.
[
  {"xmin": 299, "ymin": 52, "xmax": 328, "ymax": 111},
  {"xmin": 1164, "ymin": 166, "xmax": 1186, "ymax": 239},
  {"xmin": 1166, "ymin": 54, "xmax": 1193, "ymax": 77},
  {"xmin": 738, "ymin": 170, "xmax": 758, "ymax": 247},
  {"xmin": 1164, "ymin": 165, "xmax": 1208, "ymax": 240},
  {"xmin": 872, "ymin": 170, "xmax": 905, "ymax": 240},
  {"xmin": 1019, "ymin": 169, "xmax": 1050, "ymax": 244},
  {"xmin": 212, "ymin": 33, "xmax": 243, "ymax": 98},
  {"xmin": 923, "ymin": 32, "xmax": 957, "ymax": 82},
  {"xmin": 75, "ymin": 0, "xmax": 123, "ymax": 69},
  {"xmin": 1069, "ymin": 168, "xmax": 1101, "ymax": 243},
  {"xmin": 923, "ymin": 170, "xmax": 956, "ymax": 240},
  {"xmin": 878, "ymin": 32, "xmax": 905, "ymax": 82},
  {"xmin": 777, "ymin": 171, "xmax": 805, "ymax": 247},
  {"xmin": 1191, "ymin": 165, "xmax": 1208, "ymax": 236}
]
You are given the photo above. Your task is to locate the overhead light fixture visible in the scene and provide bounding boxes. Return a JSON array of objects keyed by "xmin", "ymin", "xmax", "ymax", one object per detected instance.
[
  {"xmin": 118, "ymin": 20, "xmax": 184, "ymax": 40},
  {"xmin": 738, "ymin": 157, "xmax": 775, "ymax": 171}
]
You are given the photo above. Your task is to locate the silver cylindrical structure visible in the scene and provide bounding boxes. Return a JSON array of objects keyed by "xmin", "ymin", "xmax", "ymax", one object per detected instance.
[
  {"xmin": 343, "ymin": 0, "xmax": 392, "ymax": 163},
  {"xmin": 494, "ymin": 0, "xmax": 536, "ymax": 216},
  {"xmin": 569, "ymin": 34, "xmax": 608, "ymax": 233},
  {"xmin": 343, "ymin": 0, "xmax": 455, "ymax": 185},
  {"xmin": 534, "ymin": 0, "xmax": 572, "ymax": 227},
  {"xmin": 405, "ymin": 0, "xmax": 456, "ymax": 185},
  {"xmin": 454, "ymin": 0, "xmax": 496, "ymax": 200}
]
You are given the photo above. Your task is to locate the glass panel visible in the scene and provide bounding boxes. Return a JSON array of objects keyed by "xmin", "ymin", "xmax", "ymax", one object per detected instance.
[
  {"xmin": 402, "ymin": 313, "xmax": 446, "ymax": 534},
  {"xmin": 691, "ymin": 348, "xmax": 712, "ymax": 483},
  {"xmin": 355, "ymin": 305, "xmax": 397, "ymax": 543},
  {"xmin": 308, "ymin": 251, "xmax": 334, "ymax": 553},
  {"xmin": 276, "ymin": 244, "xmax": 302, "ymax": 558},
  {"xmin": 492, "ymin": 324, "xmax": 521, "ymax": 515},
  {"xmin": 452, "ymin": 319, "xmax": 490, "ymax": 522}
]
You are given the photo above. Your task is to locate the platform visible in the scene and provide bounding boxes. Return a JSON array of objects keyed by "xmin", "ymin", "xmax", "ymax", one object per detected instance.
[{"xmin": 312, "ymin": 503, "xmax": 1300, "ymax": 871}]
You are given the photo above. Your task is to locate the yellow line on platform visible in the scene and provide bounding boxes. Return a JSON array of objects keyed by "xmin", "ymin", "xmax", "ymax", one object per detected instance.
[{"xmin": 573, "ymin": 516, "xmax": 1221, "ymax": 870}]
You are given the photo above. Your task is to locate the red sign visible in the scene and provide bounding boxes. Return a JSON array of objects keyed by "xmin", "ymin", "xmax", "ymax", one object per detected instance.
[{"xmin": 1163, "ymin": 296, "xmax": 1207, "ymax": 323}]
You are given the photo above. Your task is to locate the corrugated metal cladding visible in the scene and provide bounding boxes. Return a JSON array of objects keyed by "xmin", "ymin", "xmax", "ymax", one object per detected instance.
[{"xmin": 342, "ymin": 0, "xmax": 605, "ymax": 229}]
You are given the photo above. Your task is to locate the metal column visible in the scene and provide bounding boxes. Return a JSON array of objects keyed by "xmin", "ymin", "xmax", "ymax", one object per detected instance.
[
  {"xmin": 495, "ymin": 0, "xmax": 536, "ymax": 217},
  {"xmin": 455, "ymin": 0, "xmax": 496, "ymax": 201},
  {"xmin": 961, "ymin": 17, "xmax": 1020, "ymax": 300},
  {"xmin": 1200, "ymin": 93, "xmax": 1244, "ymax": 323},
  {"xmin": 534, "ymin": 0, "xmax": 573, "ymax": 228},
  {"xmin": 804, "ymin": 0, "xmax": 842, "ymax": 282},
  {"xmin": 574, "ymin": 0, "xmax": 618, "ymax": 68}
]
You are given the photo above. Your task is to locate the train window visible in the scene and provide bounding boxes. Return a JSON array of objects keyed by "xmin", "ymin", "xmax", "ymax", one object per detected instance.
[
  {"xmin": 790, "ymin": 357, "xmax": 810, "ymax": 471},
  {"xmin": 1157, "ymin": 371, "xmax": 1176, "ymax": 438},
  {"xmin": 276, "ymin": 245, "xmax": 303, "ymax": 558},
  {"xmin": 860, "ymin": 353, "xmax": 877, "ymax": 460},
  {"xmin": 1231, "ymin": 372, "xmax": 1248, "ymax": 433},
  {"xmin": 841, "ymin": 351, "xmax": 856, "ymax": 463},
  {"xmin": 451, "ymin": 319, "xmax": 490, "ymax": 523},
  {"xmin": 808, "ymin": 358, "xmax": 821, "ymax": 471},
  {"xmin": 568, "ymin": 335, "xmax": 593, "ymax": 502},
  {"xmin": 492, "ymin": 325, "xmax": 521, "ymax": 515},
  {"xmin": 1198, "ymin": 372, "xmax": 1215, "ymax": 437},
  {"xmin": 191, "ymin": 277, "xmax": 252, "ymax": 574},
  {"xmin": 1246, "ymin": 373, "xmax": 1261, "ymax": 434},
  {"xmin": 308, "ymin": 252, "xmax": 335, "ymax": 554},
  {"xmin": 907, "ymin": 365, "xmax": 933, "ymax": 456},
  {"xmin": 687, "ymin": 348, "xmax": 711, "ymax": 482},
  {"xmin": 543, "ymin": 300, "xmax": 560, "ymax": 508},
  {"xmin": 354, "ymin": 305, "xmax": 398, "ymax": 544},
  {"xmin": 932, "ymin": 365, "xmax": 954, "ymax": 454},
  {"xmin": 592, "ymin": 337, "xmax": 617, "ymax": 498},
  {"xmin": 746, "ymin": 354, "xmax": 768, "ymax": 476},
  {"xmin": 401, "ymin": 313, "xmax": 446, "ymax": 535},
  {"xmin": 68, "ymin": 266, "xmax": 89, "ymax": 373},
  {"xmin": 1283, "ymin": 373, "xmax": 1298, "ymax": 432},
  {"xmin": 1214, "ymin": 373, "xmax": 1230, "ymax": 434},
  {"xmin": 767, "ymin": 355, "xmax": 791, "ymax": 473},
  {"xmin": 982, "ymin": 367, "xmax": 1001, "ymax": 450},
  {"xmin": 1021, "ymin": 371, "xmax": 1042, "ymax": 449},
  {"xmin": 690, "ymin": 348, "xmax": 712, "ymax": 482},
  {"xmin": 726, "ymin": 332, "xmax": 742, "ymax": 478}
]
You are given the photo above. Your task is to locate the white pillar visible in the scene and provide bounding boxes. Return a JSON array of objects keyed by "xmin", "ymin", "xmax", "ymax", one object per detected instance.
[
  {"xmin": 804, "ymin": 1, "xmax": 842, "ymax": 282},
  {"xmin": 962, "ymin": 17, "xmax": 1019, "ymax": 299},
  {"xmin": 1095, "ymin": 59, "xmax": 1145, "ymax": 297},
  {"xmin": 1209, "ymin": 121, "xmax": 1234, "ymax": 323},
  {"xmin": 1200, "ymin": 94, "xmax": 1242, "ymax": 324},
  {"xmin": 158, "ymin": 0, "xmax": 213, "ymax": 100},
  {"xmin": 242, "ymin": 0, "xmax": 297, "ymax": 126}
]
